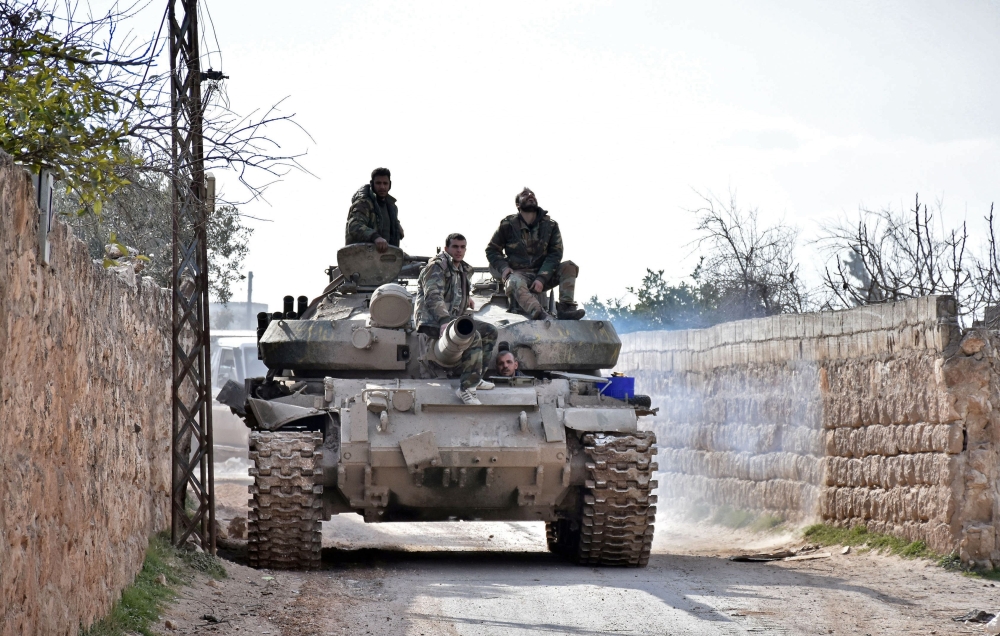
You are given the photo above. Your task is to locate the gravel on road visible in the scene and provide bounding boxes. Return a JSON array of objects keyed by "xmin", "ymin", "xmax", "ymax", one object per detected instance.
[{"xmin": 155, "ymin": 484, "xmax": 999, "ymax": 636}]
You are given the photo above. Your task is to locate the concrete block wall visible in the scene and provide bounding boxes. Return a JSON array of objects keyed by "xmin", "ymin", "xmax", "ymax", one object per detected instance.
[
  {"xmin": 617, "ymin": 296, "xmax": 1000, "ymax": 566},
  {"xmin": 0, "ymin": 152, "xmax": 173, "ymax": 634}
]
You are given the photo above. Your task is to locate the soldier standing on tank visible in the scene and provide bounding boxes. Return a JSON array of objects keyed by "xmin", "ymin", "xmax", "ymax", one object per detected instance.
[
  {"xmin": 345, "ymin": 167, "xmax": 403, "ymax": 253},
  {"xmin": 415, "ymin": 233, "xmax": 498, "ymax": 405},
  {"xmin": 485, "ymin": 187, "xmax": 585, "ymax": 320}
]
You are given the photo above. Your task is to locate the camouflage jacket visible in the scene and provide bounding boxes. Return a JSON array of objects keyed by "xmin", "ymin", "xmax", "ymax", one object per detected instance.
[
  {"xmin": 414, "ymin": 251, "xmax": 472, "ymax": 335},
  {"xmin": 345, "ymin": 184, "xmax": 404, "ymax": 246},
  {"xmin": 485, "ymin": 209, "xmax": 563, "ymax": 285}
]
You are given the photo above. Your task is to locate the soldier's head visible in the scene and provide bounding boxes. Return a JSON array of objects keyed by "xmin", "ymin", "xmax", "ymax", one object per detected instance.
[
  {"xmin": 444, "ymin": 233, "xmax": 467, "ymax": 263},
  {"xmin": 496, "ymin": 350, "xmax": 520, "ymax": 377},
  {"xmin": 370, "ymin": 167, "xmax": 391, "ymax": 199},
  {"xmin": 515, "ymin": 187, "xmax": 538, "ymax": 213}
]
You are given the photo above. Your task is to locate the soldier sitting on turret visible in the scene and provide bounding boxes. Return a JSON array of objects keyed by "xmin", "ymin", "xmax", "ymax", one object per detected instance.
[
  {"xmin": 415, "ymin": 233, "xmax": 498, "ymax": 405},
  {"xmin": 345, "ymin": 167, "xmax": 403, "ymax": 253},
  {"xmin": 485, "ymin": 187, "xmax": 585, "ymax": 320}
]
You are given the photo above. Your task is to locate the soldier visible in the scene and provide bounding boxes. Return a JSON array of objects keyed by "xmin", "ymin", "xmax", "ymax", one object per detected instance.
[
  {"xmin": 415, "ymin": 233, "xmax": 498, "ymax": 405},
  {"xmin": 345, "ymin": 167, "xmax": 403, "ymax": 253},
  {"xmin": 495, "ymin": 350, "xmax": 524, "ymax": 377},
  {"xmin": 485, "ymin": 187, "xmax": 585, "ymax": 320}
]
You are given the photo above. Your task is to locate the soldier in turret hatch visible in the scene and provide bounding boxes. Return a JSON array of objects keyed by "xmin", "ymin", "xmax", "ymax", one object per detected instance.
[
  {"xmin": 485, "ymin": 187, "xmax": 585, "ymax": 320},
  {"xmin": 415, "ymin": 233, "xmax": 497, "ymax": 405},
  {"xmin": 345, "ymin": 167, "xmax": 403, "ymax": 253}
]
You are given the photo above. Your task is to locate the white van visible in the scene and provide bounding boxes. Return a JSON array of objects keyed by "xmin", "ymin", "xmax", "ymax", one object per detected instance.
[
  {"xmin": 210, "ymin": 331, "xmax": 268, "ymax": 456},
  {"xmin": 211, "ymin": 331, "xmax": 269, "ymax": 393}
]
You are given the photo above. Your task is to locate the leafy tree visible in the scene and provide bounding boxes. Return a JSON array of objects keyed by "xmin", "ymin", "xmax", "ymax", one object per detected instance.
[
  {"xmin": 61, "ymin": 167, "xmax": 252, "ymax": 303},
  {"xmin": 0, "ymin": 2, "xmax": 139, "ymax": 210},
  {"xmin": 2, "ymin": 1, "xmax": 306, "ymax": 209},
  {"xmin": 205, "ymin": 203, "xmax": 252, "ymax": 304},
  {"xmin": 3, "ymin": 0, "xmax": 303, "ymax": 299},
  {"xmin": 585, "ymin": 263, "xmax": 723, "ymax": 333}
]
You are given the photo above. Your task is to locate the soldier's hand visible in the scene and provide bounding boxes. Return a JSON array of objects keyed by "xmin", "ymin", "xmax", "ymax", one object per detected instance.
[
  {"xmin": 374, "ymin": 237, "xmax": 389, "ymax": 253},
  {"xmin": 468, "ymin": 299, "xmax": 475, "ymax": 310},
  {"xmin": 440, "ymin": 324, "xmax": 448, "ymax": 337},
  {"xmin": 501, "ymin": 267, "xmax": 512, "ymax": 283},
  {"xmin": 530, "ymin": 279, "xmax": 544, "ymax": 293}
]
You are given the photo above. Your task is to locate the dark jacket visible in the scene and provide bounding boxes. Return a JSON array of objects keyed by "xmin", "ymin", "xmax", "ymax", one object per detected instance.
[
  {"xmin": 414, "ymin": 251, "xmax": 473, "ymax": 336},
  {"xmin": 345, "ymin": 184, "xmax": 404, "ymax": 246},
  {"xmin": 485, "ymin": 209, "xmax": 563, "ymax": 285}
]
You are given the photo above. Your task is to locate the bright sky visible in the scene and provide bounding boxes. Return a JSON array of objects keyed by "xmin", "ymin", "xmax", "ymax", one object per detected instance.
[{"xmin": 169, "ymin": 0, "xmax": 1000, "ymax": 310}]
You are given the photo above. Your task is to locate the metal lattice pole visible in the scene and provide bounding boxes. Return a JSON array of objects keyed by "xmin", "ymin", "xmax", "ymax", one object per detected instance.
[{"xmin": 169, "ymin": 0, "xmax": 215, "ymax": 553}]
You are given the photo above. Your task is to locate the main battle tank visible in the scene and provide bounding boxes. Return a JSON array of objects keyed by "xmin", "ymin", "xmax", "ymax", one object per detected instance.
[{"xmin": 223, "ymin": 244, "xmax": 659, "ymax": 569}]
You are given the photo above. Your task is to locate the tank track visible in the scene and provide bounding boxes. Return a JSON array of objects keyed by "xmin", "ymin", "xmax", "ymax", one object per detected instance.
[
  {"xmin": 248, "ymin": 431, "xmax": 324, "ymax": 570},
  {"xmin": 577, "ymin": 431, "xmax": 658, "ymax": 567}
]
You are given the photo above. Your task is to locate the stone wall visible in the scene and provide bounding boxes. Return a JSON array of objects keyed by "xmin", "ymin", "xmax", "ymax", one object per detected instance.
[
  {"xmin": 0, "ymin": 152, "xmax": 173, "ymax": 634},
  {"xmin": 617, "ymin": 296, "xmax": 1000, "ymax": 567}
]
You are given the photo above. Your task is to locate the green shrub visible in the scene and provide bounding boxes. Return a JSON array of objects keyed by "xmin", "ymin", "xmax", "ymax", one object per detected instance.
[{"xmin": 82, "ymin": 533, "xmax": 226, "ymax": 636}]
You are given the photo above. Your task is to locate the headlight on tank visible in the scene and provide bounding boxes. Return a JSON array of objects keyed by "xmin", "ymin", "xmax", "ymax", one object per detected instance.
[{"xmin": 369, "ymin": 283, "xmax": 413, "ymax": 328}]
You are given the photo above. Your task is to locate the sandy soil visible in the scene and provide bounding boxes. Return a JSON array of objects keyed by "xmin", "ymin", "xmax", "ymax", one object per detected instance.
[{"xmin": 155, "ymin": 473, "xmax": 999, "ymax": 636}]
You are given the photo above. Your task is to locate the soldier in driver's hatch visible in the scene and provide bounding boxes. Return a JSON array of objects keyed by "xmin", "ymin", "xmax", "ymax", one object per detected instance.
[
  {"xmin": 495, "ymin": 350, "xmax": 525, "ymax": 377},
  {"xmin": 485, "ymin": 187, "xmax": 585, "ymax": 320},
  {"xmin": 415, "ymin": 233, "xmax": 497, "ymax": 405},
  {"xmin": 345, "ymin": 167, "xmax": 403, "ymax": 253}
]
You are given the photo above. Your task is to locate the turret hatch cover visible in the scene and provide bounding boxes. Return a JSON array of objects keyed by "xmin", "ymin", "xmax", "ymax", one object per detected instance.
[{"xmin": 337, "ymin": 244, "xmax": 405, "ymax": 286}]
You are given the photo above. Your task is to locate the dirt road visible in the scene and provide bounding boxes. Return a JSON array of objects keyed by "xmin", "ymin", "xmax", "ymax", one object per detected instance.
[{"xmin": 160, "ymin": 478, "xmax": 998, "ymax": 636}]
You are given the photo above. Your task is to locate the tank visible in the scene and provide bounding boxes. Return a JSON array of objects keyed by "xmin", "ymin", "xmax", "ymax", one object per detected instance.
[{"xmin": 221, "ymin": 244, "xmax": 659, "ymax": 570}]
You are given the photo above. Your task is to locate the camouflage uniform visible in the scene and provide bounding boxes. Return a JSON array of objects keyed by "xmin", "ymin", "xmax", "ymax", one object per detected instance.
[
  {"xmin": 485, "ymin": 209, "xmax": 579, "ymax": 317},
  {"xmin": 414, "ymin": 251, "xmax": 497, "ymax": 390},
  {"xmin": 345, "ymin": 184, "xmax": 404, "ymax": 246}
]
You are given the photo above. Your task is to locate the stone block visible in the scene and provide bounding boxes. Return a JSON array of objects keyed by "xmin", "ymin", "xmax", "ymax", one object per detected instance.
[
  {"xmin": 959, "ymin": 524, "xmax": 999, "ymax": 565},
  {"xmin": 841, "ymin": 335, "xmax": 856, "ymax": 359},
  {"xmin": 855, "ymin": 307, "xmax": 872, "ymax": 333}
]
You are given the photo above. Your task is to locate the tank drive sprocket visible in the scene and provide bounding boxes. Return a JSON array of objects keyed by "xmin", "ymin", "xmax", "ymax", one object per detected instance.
[
  {"xmin": 577, "ymin": 431, "xmax": 658, "ymax": 567},
  {"xmin": 545, "ymin": 518, "xmax": 580, "ymax": 556},
  {"xmin": 248, "ymin": 431, "xmax": 324, "ymax": 569}
]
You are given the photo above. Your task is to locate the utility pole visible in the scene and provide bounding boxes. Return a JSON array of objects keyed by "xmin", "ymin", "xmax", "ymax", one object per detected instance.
[
  {"xmin": 246, "ymin": 271, "xmax": 253, "ymax": 330},
  {"xmin": 169, "ymin": 0, "xmax": 215, "ymax": 553}
]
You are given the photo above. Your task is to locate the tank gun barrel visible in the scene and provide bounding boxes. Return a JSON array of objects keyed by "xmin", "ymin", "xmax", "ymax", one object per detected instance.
[{"xmin": 432, "ymin": 316, "xmax": 476, "ymax": 366}]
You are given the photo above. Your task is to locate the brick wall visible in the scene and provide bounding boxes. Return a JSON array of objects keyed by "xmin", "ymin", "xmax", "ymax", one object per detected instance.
[
  {"xmin": 0, "ymin": 152, "xmax": 173, "ymax": 634},
  {"xmin": 617, "ymin": 296, "xmax": 1000, "ymax": 567}
]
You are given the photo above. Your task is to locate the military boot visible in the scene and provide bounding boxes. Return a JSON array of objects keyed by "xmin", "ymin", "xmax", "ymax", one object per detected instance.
[
  {"xmin": 530, "ymin": 306, "xmax": 556, "ymax": 320},
  {"xmin": 556, "ymin": 302, "xmax": 586, "ymax": 320}
]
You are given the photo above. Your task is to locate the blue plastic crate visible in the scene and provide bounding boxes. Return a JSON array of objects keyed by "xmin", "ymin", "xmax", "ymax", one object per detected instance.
[{"xmin": 600, "ymin": 375, "xmax": 635, "ymax": 401}]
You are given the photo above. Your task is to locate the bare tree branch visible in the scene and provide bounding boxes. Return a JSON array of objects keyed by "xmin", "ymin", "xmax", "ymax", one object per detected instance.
[
  {"xmin": 688, "ymin": 189, "xmax": 807, "ymax": 319},
  {"xmin": 816, "ymin": 193, "xmax": 978, "ymax": 320},
  {"xmin": 2, "ymin": 0, "xmax": 312, "ymax": 208}
]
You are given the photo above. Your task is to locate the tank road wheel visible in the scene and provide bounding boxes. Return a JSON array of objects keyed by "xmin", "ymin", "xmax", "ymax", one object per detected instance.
[
  {"xmin": 248, "ymin": 431, "xmax": 324, "ymax": 570},
  {"xmin": 546, "ymin": 519, "xmax": 581, "ymax": 556},
  {"xmin": 578, "ymin": 431, "xmax": 658, "ymax": 567}
]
